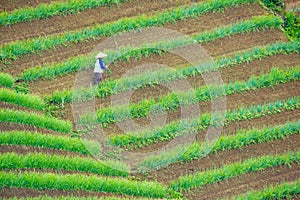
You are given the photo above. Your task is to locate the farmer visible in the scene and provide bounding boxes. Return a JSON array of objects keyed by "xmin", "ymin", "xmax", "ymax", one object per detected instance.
[{"xmin": 94, "ymin": 52, "xmax": 108, "ymax": 85}]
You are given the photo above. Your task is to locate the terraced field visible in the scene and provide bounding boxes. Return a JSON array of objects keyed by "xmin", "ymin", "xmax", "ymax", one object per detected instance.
[{"xmin": 0, "ymin": 0, "xmax": 299, "ymax": 199}]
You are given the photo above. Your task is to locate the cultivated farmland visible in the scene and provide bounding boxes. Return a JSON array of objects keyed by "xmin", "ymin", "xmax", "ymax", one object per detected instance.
[{"xmin": 0, "ymin": 0, "xmax": 299, "ymax": 199}]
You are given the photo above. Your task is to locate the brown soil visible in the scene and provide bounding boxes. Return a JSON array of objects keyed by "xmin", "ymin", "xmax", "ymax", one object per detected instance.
[
  {"xmin": 0, "ymin": 145, "xmax": 89, "ymax": 158},
  {"xmin": 285, "ymin": 0, "xmax": 300, "ymax": 11},
  {"xmin": 134, "ymin": 133, "xmax": 300, "ymax": 183},
  {"xmin": 28, "ymin": 28, "xmax": 287, "ymax": 96},
  {"xmin": 0, "ymin": 122, "xmax": 64, "ymax": 135},
  {"xmin": 2, "ymin": 166, "xmax": 121, "ymax": 179},
  {"xmin": 162, "ymin": 3, "xmax": 268, "ymax": 35},
  {"xmin": 0, "ymin": 0, "xmax": 54, "ymax": 12},
  {"xmin": 1, "ymin": 187, "xmax": 131, "ymax": 199},
  {"xmin": 284, "ymin": 0, "xmax": 299, "ymax": 3},
  {"xmin": 183, "ymin": 163, "xmax": 300, "ymax": 199},
  {"xmin": 201, "ymin": 29, "xmax": 287, "ymax": 57},
  {"xmin": 0, "ymin": 101, "xmax": 43, "ymax": 114},
  {"xmin": 0, "ymin": 0, "xmax": 196, "ymax": 43},
  {"xmin": 99, "ymin": 80, "xmax": 300, "ymax": 136},
  {"xmin": 0, "ymin": 3, "xmax": 267, "ymax": 74}
]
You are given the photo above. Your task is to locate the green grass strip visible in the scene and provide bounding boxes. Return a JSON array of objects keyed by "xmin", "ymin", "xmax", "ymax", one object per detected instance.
[
  {"xmin": 0, "ymin": 0, "xmax": 256, "ymax": 60},
  {"xmin": 0, "ymin": 172, "xmax": 167, "ymax": 198},
  {"xmin": 0, "ymin": 131, "xmax": 94, "ymax": 155},
  {"xmin": 20, "ymin": 14, "xmax": 282, "ymax": 82},
  {"xmin": 0, "ymin": 152, "xmax": 129, "ymax": 177},
  {"xmin": 0, "ymin": 88, "xmax": 44, "ymax": 110},
  {"xmin": 0, "ymin": 108, "xmax": 72, "ymax": 133},
  {"xmin": 0, "ymin": 72, "xmax": 14, "ymax": 88},
  {"xmin": 48, "ymin": 40, "xmax": 299, "ymax": 104},
  {"xmin": 229, "ymin": 179, "xmax": 300, "ymax": 200},
  {"xmin": 0, "ymin": 0, "xmax": 126, "ymax": 26},
  {"xmin": 109, "ymin": 94, "xmax": 300, "ymax": 149},
  {"xmin": 86, "ymin": 67, "xmax": 300, "ymax": 126},
  {"xmin": 169, "ymin": 150, "xmax": 300, "ymax": 190},
  {"xmin": 137, "ymin": 98, "xmax": 300, "ymax": 171}
]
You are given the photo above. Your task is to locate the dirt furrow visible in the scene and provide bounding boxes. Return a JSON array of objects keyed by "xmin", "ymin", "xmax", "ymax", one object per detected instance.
[
  {"xmin": 0, "ymin": 0, "xmax": 54, "ymax": 12},
  {"xmin": 2, "ymin": 166, "xmax": 121, "ymax": 178},
  {"xmin": 285, "ymin": 0, "xmax": 300, "ymax": 11},
  {"xmin": 1, "ymin": 187, "xmax": 130, "ymax": 199},
  {"xmin": 0, "ymin": 145, "xmax": 89, "ymax": 158},
  {"xmin": 0, "ymin": 0, "xmax": 196, "ymax": 43},
  {"xmin": 202, "ymin": 29, "xmax": 286, "ymax": 57},
  {"xmin": 0, "ymin": 122, "xmax": 66, "ymax": 135},
  {"xmin": 0, "ymin": 101, "xmax": 43, "ymax": 115},
  {"xmin": 0, "ymin": 3, "xmax": 268, "ymax": 74},
  {"xmin": 183, "ymin": 163, "xmax": 300, "ymax": 199}
]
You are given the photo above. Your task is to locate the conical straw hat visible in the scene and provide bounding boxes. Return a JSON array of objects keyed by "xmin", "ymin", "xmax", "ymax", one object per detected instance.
[{"xmin": 95, "ymin": 52, "xmax": 107, "ymax": 59}]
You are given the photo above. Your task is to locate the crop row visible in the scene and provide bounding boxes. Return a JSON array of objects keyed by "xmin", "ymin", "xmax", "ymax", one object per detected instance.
[
  {"xmin": 0, "ymin": 73, "xmax": 14, "ymax": 88},
  {"xmin": 109, "ymin": 94, "xmax": 300, "ymax": 149},
  {"xmin": 0, "ymin": 108, "xmax": 72, "ymax": 133},
  {"xmin": 230, "ymin": 179, "xmax": 300, "ymax": 200},
  {"xmin": 0, "ymin": 172, "xmax": 167, "ymax": 198},
  {"xmin": 137, "ymin": 98, "xmax": 300, "ymax": 171},
  {"xmin": 0, "ymin": 0, "xmax": 256, "ymax": 60},
  {"xmin": 0, "ymin": 88, "xmax": 44, "ymax": 110},
  {"xmin": 169, "ymin": 149, "xmax": 300, "ymax": 191},
  {"xmin": 49, "ymin": 40, "xmax": 300, "ymax": 104},
  {"xmin": 0, "ymin": 152, "xmax": 129, "ymax": 177},
  {"xmin": 19, "ymin": 14, "xmax": 282, "ymax": 82},
  {"xmin": 0, "ymin": 131, "xmax": 94, "ymax": 155},
  {"xmin": 0, "ymin": 0, "xmax": 127, "ymax": 26},
  {"xmin": 84, "ymin": 67, "xmax": 300, "ymax": 126}
]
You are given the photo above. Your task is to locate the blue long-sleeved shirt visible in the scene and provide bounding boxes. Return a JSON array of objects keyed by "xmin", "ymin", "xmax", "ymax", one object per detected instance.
[{"xmin": 94, "ymin": 59, "xmax": 106, "ymax": 73}]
